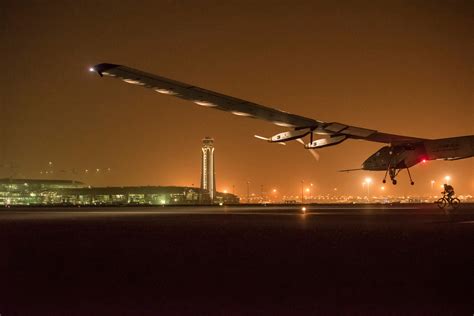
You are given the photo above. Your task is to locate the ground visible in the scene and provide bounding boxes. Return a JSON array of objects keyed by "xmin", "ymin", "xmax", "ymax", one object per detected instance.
[{"xmin": 1, "ymin": 204, "xmax": 473, "ymax": 315}]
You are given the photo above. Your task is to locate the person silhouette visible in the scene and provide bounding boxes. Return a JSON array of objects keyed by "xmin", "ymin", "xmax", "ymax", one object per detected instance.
[{"xmin": 443, "ymin": 183, "xmax": 455, "ymax": 201}]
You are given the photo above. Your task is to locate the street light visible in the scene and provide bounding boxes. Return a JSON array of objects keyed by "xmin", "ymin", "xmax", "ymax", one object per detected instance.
[
  {"xmin": 301, "ymin": 180, "xmax": 305, "ymax": 203},
  {"xmin": 272, "ymin": 188, "xmax": 278, "ymax": 203},
  {"xmin": 444, "ymin": 176, "xmax": 451, "ymax": 185},
  {"xmin": 430, "ymin": 180, "xmax": 435, "ymax": 190},
  {"xmin": 365, "ymin": 177, "xmax": 372, "ymax": 198},
  {"xmin": 246, "ymin": 181, "xmax": 250, "ymax": 204}
]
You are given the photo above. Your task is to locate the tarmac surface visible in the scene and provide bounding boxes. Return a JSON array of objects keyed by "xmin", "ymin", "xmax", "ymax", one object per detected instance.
[{"xmin": 1, "ymin": 204, "xmax": 473, "ymax": 315}]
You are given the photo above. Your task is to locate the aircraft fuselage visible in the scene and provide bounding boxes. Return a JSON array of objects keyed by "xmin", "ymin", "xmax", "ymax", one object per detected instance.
[{"xmin": 362, "ymin": 135, "xmax": 474, "ymax": 171}]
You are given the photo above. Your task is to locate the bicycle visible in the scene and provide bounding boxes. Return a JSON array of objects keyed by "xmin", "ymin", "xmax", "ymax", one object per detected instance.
[{"xmin": 436, "ymin": 193, "xmax": 460, "ymax": 214}]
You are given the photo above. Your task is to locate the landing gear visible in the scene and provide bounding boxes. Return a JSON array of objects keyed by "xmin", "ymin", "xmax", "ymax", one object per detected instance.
[
  {"xmin": 382, "ymin": 166, "xmax": 414, "ymax": 185},
  {"xmin": 379, "ymin": 145, "xmax": 416, "ymax": 185},
  {"xmin": 406, "ymin": 167, "xmax": 415, "ymax": 185},
  {"xmin": 383, "ymin": 166, "xmax": 401, "ymax": 185}
]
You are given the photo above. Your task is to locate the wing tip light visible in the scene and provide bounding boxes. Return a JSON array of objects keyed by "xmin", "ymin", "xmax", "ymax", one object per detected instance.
[{"xmin": 89, "ymin": 63, "xmax": 120, "ymax": 77}]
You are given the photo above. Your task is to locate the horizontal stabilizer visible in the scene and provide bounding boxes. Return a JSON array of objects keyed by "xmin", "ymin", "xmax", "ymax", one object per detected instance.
[{"xmin": 338, "ymin": 168, "xmax": 363, "ymax": 172}]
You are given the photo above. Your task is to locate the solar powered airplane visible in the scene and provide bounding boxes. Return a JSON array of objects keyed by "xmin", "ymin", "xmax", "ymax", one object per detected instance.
[{"xmin": 90, "ymin": 63, "xmax": 474, "ymax": 185}]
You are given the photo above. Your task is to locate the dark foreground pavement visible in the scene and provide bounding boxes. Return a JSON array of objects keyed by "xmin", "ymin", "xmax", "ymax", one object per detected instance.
[{"xmin": 1, "ymin": 205, "xmax": 473, "ymax": 315}]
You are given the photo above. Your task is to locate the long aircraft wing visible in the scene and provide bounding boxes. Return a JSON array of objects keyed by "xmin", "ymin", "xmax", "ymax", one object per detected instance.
[{"xmin": 91, "ymin": 63, "xmax": 427, "ymax": 144}]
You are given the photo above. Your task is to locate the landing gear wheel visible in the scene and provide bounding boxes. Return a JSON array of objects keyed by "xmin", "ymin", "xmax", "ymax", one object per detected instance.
[
  {"xmin": 392, "ymin": 179, "xmax": 397, "ymax": 185},
  {"xmin": 382, "ymin": 179, "xmax": 386, "ymax": 184},
  {"xmin": 410, "ymin": 181, "xmax": 415, "ymax": 185}
]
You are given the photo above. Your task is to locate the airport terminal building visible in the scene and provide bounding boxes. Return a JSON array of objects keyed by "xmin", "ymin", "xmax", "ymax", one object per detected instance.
[{"xmin": 0, "ymin": 178, "xmax": 239, "ymax": 206}]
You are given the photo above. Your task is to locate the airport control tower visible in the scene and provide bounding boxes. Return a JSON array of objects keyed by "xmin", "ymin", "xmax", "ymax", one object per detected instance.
[{"xmin": 201, "ymin": 137, "xmax": 216, "ymax": 201}]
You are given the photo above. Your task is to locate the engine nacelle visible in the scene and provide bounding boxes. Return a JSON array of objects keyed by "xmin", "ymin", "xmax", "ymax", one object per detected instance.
[
  {"xmin": 270, "ymin": 129, "xmax": 311, "ymax": 142},
  {"xmin": 305, "ymin": 135, "xmax": 347, "ymax": 149}
]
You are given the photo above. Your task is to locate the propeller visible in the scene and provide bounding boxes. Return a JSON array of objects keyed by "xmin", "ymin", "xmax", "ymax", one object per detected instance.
[
  {"xmin": 254, "ymin": 135, "xmax": 286, "ymax": 145},
  {"xmin": 296, "ymin": 138, "xmax": 320, "ymax": 161},
  {"xmin": 254, "ymin": 135, "xmax": 269, "ymax": 141}
]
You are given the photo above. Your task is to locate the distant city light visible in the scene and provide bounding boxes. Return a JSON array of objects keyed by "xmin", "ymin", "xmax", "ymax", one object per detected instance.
[
  {"xmin": 444, "ymin": 176, "xmax": 451, "ymax": 184},
  {"xmin": 89, "ymin": 67, "xmax": 95, "ymax": 72},
  {"xmin": 365, "ymin": 177, "xmax": 372, "ymax": 184},
  {"xmin": 223, "ymin": 190, "xmax": 228, "ymax": 194},
  {"xmin": 301, "ymin": 206, "xmax": 307, "ymax": 212},
  {"xmin": 381, "ymin": 186, "xmax": 385, "ymax": 191}
]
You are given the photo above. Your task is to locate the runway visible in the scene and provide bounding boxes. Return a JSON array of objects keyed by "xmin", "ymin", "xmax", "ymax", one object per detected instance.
[{"xmin": 1, "ymin": 205, "xmax": 473, "ymax": 315}]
